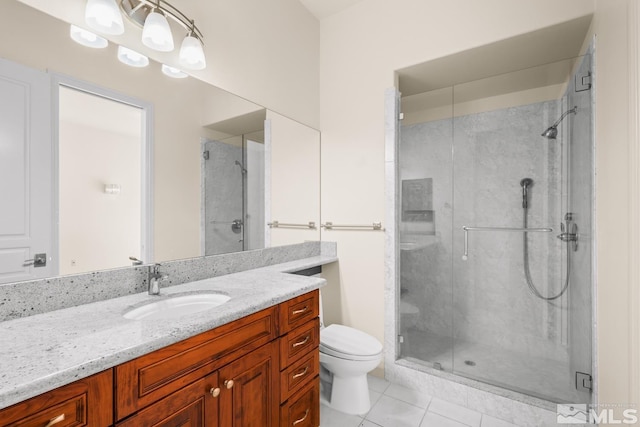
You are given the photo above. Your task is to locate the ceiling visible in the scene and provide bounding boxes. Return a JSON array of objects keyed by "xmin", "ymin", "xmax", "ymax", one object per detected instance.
[{"xmin": 298, "ymin": 0, "xmax": 364, "ymax": 20}]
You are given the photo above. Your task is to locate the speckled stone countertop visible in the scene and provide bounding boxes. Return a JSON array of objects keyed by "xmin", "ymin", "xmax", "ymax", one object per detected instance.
[{"xmin": 0, "ymin": 255, "xmax": 335, "ymax": 410}]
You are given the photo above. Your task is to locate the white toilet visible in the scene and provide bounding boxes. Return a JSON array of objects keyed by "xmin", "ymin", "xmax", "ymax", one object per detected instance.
[{"xmin": 319, "ymin": 293, "xmax": 383, "ymax": 415}]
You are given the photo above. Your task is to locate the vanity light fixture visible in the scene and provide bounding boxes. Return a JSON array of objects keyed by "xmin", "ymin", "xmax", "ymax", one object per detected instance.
[
  {"xmin": 161, "ymin": 64, "xmax": 188, "ymax": 79},
  {"xmin": 117, "ymin": 46, "xmax": 149, "ymax": 67},
  {"xmin": 117, "ymin": 0, "xmax": 206, "ymax": 69},
  {"xmin": 70, "ymin": 25, "xmax": 109, "ymax": 49},
  {"xmin": 85, "ymin": 0, "xmax": 124, "ymax": 35}
]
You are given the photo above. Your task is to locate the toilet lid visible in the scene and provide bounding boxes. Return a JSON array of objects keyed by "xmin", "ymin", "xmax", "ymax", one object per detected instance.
[{"xmin": 320, "ymin": 324, "xmax": 383, "ymax": 357}]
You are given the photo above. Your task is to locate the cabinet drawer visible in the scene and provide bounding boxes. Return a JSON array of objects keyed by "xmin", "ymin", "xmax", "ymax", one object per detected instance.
[
  {"xmin": 279, "ymin": 378, "xmax": 319, "ymax": 427},
  {"xmin": 279, "ymin": 290, "xmax": 319, "ymax": 335},
  {"xmin": 116, "ymin": 306, "xmax": 277, "ymax": 420},
  {"xmin": 116, "ymin": 374, "xmax": 216, "ymax": 427},
  {"xmin": 279, "ymin": 318, "xmax": 319, "ymax": 370},
  {"xmin": 280, "ymin": 350, "xmax": 319, "ymax": 403},
  {"xmin": 0, "ymin": 370, "xmax": 112, "ymax": 427}
]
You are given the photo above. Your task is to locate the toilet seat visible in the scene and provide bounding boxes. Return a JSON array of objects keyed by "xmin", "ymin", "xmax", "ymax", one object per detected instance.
[{"xmin": 320, "ymin": 324, "xmax": 383, "ymax": 360}]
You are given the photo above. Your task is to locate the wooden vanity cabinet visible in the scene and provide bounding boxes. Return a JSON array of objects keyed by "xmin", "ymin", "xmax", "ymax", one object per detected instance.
[
  {"xmin": 0, "ymin": 370, "xmax": 113, "ymax": 427},
  {"xmin": 0, "ymin": 289, "xmax": 321, "ymax": 427}
]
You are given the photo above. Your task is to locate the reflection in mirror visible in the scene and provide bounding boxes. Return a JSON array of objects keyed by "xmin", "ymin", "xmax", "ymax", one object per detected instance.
[
  {"xmin": 203, "ymin": 110, "xmax": 266, "ymax": 255},
  {"xmin": 0, "ymin": 0, "xmax": 321, "ymax": 285},
  {"xmin": 58, "ymin": 86, "xmax": 145, "ymax": 275}
]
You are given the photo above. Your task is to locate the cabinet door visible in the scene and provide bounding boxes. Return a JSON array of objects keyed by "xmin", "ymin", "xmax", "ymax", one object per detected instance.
[
  {"xmin": 116, "ymin": 372, "xmax": 219, "ymax": 427},
  {"xmin": 219, "ymin": 341, "xmax": 279, "ymax": 427}
]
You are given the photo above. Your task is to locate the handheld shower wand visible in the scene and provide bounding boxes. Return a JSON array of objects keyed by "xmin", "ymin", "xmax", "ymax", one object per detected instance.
[{"xmin": 520, "ymin": 178, "xmax": 533, "ymax": 209}]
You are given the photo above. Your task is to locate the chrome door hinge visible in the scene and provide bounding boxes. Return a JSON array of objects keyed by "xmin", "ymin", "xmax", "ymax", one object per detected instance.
[
  {"xmin": 399, "ymin": 112, "xmax": 404, "ymax": 120},
  {"xmin": 575, "ymin": 72, "xmax": 592, "ymax": 92},
  {"xmin": 203, "ymin": 150, "xmax": 210, "ymax": 160},
  {"xmin": 576, "ymin": 372, "xmax": 593, "ymax": 392}
]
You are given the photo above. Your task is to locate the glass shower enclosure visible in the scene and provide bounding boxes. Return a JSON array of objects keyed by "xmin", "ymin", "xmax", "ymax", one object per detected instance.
[
  {"xmin": 397, "ymin": 51, "xmax": 594, "ymax": 404},
  {"xmin": 203, "ymin": 134, "xmax": 265, "ymax": 255}
]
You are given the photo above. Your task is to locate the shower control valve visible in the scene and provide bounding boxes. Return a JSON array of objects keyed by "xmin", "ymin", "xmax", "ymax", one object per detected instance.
[{"xmin": 557, "ymin": 213, "xmax": 578, "ymax": 251}]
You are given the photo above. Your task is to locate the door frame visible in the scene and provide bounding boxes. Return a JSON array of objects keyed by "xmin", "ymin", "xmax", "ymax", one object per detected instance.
[{"xmin": 51, "ymin": 73, "xmax": 154, "ymax": 267}]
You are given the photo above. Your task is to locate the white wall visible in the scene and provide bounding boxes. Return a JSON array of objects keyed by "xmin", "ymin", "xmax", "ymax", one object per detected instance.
[{"xmin": 590, "ymin": 0, "xmax": 636, "ymax": 414}]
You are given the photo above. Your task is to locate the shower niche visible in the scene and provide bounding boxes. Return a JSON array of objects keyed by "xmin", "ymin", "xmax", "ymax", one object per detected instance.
[{"xmin": 393, "ymin": 17, "xmax": 594, "ymax": 406}]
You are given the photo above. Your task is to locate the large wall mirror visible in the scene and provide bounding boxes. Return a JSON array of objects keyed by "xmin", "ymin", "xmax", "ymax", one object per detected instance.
[{"xmin": 0, "ymin": 0, "xmax": 320, "ymax": 284}]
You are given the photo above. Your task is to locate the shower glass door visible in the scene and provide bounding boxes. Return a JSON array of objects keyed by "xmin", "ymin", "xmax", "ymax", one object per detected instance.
[
  {"xmin": 398, "ymin": 53, "xmax": 593, "ymax": 404},
  {"xmin": 398, "ymin": 86, "xmax": 454, "ymax": 373}
]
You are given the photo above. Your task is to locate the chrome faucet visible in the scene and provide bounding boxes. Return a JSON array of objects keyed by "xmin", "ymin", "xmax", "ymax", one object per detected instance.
[{"xmin": 148, "ymin": 263, "xmax": 167, "ymax": 295}]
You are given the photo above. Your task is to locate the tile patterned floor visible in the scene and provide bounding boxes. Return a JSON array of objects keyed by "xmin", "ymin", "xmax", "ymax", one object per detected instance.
[{"xmin": 320, "ymin": 375, "xmax": 518, "ymax": 427}]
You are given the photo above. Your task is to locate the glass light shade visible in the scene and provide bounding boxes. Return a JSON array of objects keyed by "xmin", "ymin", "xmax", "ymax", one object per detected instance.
[
  {"xmin": 85, "ymin": 0, "xmax": 124, "ymax": 35},
  {"xmin": 142, "ymin": 11, "xmax": 174, "ymax": 52},
  {"xmin": 117, "ymin": 46, "xmax": 149, "ymax": 68},
  {"xmin": 161, "ymin": 64, "xmax": 188, "ymax": 79},
  {"xmin": 70, "ymin": 25, "xmax": 108, "ymax": 48},
  {"xmin": 179, "ymin": 35, "xmax": 206, "ymax": 70}
]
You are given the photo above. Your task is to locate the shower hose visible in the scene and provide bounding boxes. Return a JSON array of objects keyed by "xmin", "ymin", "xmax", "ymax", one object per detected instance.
[{"xmin": 522, "ymin": 208, "xmax": 571, "ymax": 300}]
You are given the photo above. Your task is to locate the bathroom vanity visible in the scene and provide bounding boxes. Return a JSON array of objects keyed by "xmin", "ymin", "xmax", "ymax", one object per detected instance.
[
  {"xmin": 0, "ymin": 290, "xmax": 320, "ymax": 427},
  {"xmin": 0, "ymin": 247, "xmax": 334, "ymax": 427}
]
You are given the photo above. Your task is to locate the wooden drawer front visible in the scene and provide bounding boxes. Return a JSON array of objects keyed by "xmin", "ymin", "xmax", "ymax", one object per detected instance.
[
  {"xmin": 279, "ymin": 290, "xmax": 319, "ymax": 335},
  {"xmin": 0, "ymin": 370, "xmax": 112, "ymax": 427},
  {"xmin": 279, "ymin": 378, "xmax": 319, "ymax": 427},
  {"xmin": 4, "ymin": 396, "xmax": 85, "ymax": 427},
  {"xmin": 280, "ymin": 350, "xmax": 319, "ymax": 403},
  {"xmin": 116, "ymin": 375, "xmax": 215, "ymax": 427},
  {"xmin": 279, "ymin": 318, "xmax": 319, "ymax": 370},
  {"xmin": 116, "ymin": 306, "xmax": 277, "ymax": 420}
]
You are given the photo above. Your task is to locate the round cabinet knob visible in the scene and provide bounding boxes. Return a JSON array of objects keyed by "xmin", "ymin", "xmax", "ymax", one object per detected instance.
[
  {"xmin": 210, "ymin": 387, "xmax": 221, "ymax": 398},
  {"xmin": 225, "ymin": 379, "xmax": 235, "ymax": 389}
]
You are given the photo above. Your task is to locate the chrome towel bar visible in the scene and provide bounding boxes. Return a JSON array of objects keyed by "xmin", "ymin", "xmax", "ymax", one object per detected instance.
[
  {"xmin": 321, "ymin": 222, "xmax": 383, "ymax": 231},
  {"xmin": 268, "ymin": 221, "xmax": 317, "ymax": 229}
]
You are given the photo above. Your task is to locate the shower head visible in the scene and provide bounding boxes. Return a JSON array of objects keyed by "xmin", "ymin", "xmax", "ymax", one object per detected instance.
[
  {"xmin": 235, "ymin": 160, "xmax": 247, "ymax": 174},
  {"xmin": 541, "ymin": 106, "xmax": 578, "ymax": 139},
  {"xmin": 541, "ymin": 126, "xmax": 558, "ymax": 140}
]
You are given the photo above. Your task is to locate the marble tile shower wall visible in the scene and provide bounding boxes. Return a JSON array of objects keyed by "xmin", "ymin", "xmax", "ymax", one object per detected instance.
[
  {"xmin": 0, "ymin": 241, "xmax": 334, "ymax": 322},
  {"xmin": 400, "ymin": 100, "xmax": 569, "ymax": 362}
]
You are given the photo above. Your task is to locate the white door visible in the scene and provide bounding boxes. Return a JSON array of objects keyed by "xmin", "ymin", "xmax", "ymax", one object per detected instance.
[{"xmin": 0, "ymin": 58, "xmax": 53, "ymax": 283}]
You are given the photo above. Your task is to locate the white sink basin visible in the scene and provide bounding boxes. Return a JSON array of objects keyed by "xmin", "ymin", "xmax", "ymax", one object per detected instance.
[{"xmin": 123, "ymin": 292, "xmax": 231, "ymax": 321}]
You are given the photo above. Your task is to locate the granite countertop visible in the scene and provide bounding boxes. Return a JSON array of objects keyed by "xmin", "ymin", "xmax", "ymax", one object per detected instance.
[{"xmin": 0, "ymin": 255, "xmax": 335, "ymax": 410}]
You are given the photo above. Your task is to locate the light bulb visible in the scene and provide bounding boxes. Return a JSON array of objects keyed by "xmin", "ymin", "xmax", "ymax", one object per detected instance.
[
  {"xmin": 142, "ymin": 11, "xmax": 174, "ymax": 52},
  {"xmin": 117, "ymin": 46, "xmax": 149, "ymax": 68},
  {"xmin": 161, "ymin": 64, "xmax": 188, "ymax": 79},
  {"xmin": 85, "ymin": 0, "xmax": 124, "ymax": 35},
  {"xmin": 179, "ymin": 35, "xmax": 206, "ymax": 70},
  {"xmin": 70, "ymin": 25, "xmax": 108, "ymax": 48}
]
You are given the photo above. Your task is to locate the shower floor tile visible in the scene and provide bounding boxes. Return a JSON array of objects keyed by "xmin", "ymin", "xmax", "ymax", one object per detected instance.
[{"xmin": 401, "ymin": 329, "xmax": 585, "ymax": 403}]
